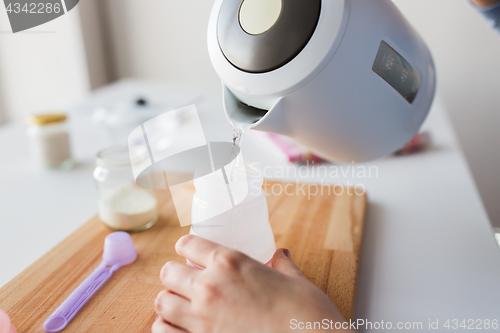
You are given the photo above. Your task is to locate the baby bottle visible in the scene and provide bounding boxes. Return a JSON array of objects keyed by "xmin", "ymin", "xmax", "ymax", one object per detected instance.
[{"xmin": 190, "ymin": 162, "xmax": 276, "ymax": 266}]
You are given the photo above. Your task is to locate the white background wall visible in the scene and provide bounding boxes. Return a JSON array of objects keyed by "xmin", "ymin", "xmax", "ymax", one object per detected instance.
[
  {"xmin": 0, "ymin": 6, "xmax": 90, "ymax": 122},
  {"xmin": 393, "ymin": 0, "xmax": 500, "ymax": 227},
  {"xmin": 102, "ymin": 0, "xmax": 219, "ymax": 84}
]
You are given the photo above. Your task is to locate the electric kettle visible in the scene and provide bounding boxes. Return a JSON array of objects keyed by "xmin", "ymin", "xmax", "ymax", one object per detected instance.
[{"xmin": 208, "ymin": 0, "xmax": 436, "ymax": 162}]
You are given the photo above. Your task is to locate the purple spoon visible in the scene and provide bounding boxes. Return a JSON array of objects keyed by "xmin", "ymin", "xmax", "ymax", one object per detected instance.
[{"xmin": 43, "ymin": 232, "xmax": 137, "ymax": 333}]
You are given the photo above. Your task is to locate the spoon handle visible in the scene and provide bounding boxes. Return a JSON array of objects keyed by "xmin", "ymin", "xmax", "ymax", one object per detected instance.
[{"xmin": 43, "ymin": 262, "xmax": 120, "ymax": 332}]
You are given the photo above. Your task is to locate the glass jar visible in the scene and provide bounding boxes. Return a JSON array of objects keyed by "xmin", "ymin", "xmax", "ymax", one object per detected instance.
[
  {"xmin": 190, "ymin": 162, "xmax": 276, "ymax": 265},
  {"xmin": 25, "ymin": 113, "xmax": 74, "ymax": 170},
  {"xmin": 93, "ymin": 146, "xmax": 158, "ymax": 232}
]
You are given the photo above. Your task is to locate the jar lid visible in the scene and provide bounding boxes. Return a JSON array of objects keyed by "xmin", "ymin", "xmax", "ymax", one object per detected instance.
[
  {"xmin": 96, "ymin": 145, "xmax": 149, "ymax": 168},
  {"xmin": 28, "ymin": 113, "xmax": 67, "ymax": 126}
]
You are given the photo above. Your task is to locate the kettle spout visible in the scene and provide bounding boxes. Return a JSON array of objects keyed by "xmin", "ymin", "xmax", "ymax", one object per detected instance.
[{"xmin": 222, "ymin": 85, "xmax": 290, "ymax": 135}]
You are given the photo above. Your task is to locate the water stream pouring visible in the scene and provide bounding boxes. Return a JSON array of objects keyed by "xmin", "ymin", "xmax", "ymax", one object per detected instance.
[
  {"xmin": 208, "ymin": 0, "xmax": 436, "ymax": 162},
  {"xmin": 43, "ymin": 232, "xmax": 137, "ymax": 332}
]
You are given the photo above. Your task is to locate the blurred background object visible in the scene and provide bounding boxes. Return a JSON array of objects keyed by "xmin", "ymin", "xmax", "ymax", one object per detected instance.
[
  {"xmin": 393, "ymin": 132, "xmax": 432, "ymax": 156},
  {"xmin": 92, "ymin": 97, "xmax": 176, "ymax": 145},
  {"xmin": 26, "ymin": 113, "xmax": 74, "ymax": 170},
  {"xmin": 0, "ymin": 0, "xmax": 499, "ymax": 227},
  {"xmin": 494, "ymin": 227, "xmax": 500, "ymax": 248}
]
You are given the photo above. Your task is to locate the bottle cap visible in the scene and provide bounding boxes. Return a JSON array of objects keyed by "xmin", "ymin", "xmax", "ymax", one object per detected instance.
[{"xmin": 27, "ymin": 113, "xmax": 67, "ymax": 126}]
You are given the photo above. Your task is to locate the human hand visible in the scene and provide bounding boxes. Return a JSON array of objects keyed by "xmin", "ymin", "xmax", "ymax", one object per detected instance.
[
  {"xmin": 153, "ymin": 234, "xmax": 352, "ymax": 333},
  {"xmin": 470, "ymin": 0, "xmax": 500, "ymax": 8}
]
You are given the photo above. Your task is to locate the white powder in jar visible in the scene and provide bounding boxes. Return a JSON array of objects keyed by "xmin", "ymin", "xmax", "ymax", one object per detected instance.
[
  {"xmin": 99, "ymin": 186, "xmax": 158, "ymax": 230},
  {"xmin": 30, "ymin": 131, "xmax": 72, "ymax": 167},
  {"xmin": 26, "ymin": 114, "xmax": 73, "ymax": 169}
]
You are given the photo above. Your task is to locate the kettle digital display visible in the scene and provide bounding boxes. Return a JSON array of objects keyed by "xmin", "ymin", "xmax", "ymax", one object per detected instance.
[
  {"xmin": 208, "ymin": 0, "xmax": 436, "ymax": 162},
  {"xmin": 372, "ymin": 41, "xmax": 421, "ymax": 104}
]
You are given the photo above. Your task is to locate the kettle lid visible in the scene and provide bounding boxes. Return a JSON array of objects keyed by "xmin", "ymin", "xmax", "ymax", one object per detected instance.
[{"xmin": 217, "ymin": 0, "xmax": 321, "ymax": 73}]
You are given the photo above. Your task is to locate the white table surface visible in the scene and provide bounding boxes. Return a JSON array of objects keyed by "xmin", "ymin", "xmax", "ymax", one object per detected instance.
[{"xmin": 1, "ymin": 79, "xmax": 499, "ymax": 332}]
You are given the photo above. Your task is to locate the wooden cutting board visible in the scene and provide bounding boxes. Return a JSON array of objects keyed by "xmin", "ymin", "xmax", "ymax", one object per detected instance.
[{"xmin": 0, "ymin": 181, "xmax": 367, "ymax": 332}]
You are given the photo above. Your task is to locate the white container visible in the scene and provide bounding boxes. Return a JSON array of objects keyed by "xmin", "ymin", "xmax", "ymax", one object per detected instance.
[
  {"xmin": 190, "ymin": 163, "xmax": 276, "ymax": 265},
  {"xmin": 94, "ymin": 146, "xmax": 158, "ymax": 232},
  {"xmin": 92, "ymin": 97, "xmax": 178, "ymax": 145},
  {"xmin": 25, "ymin": 113, "xmax": 74, "ymax": 170},
  {"xmin": 208, "ymin": 0, "xmax": 436, "ymax": 162}
]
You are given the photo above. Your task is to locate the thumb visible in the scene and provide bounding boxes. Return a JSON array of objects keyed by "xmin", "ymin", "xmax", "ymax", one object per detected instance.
[{"xmin": 269, "ymin": 249, "xmax": 303, "ymax": 278}]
